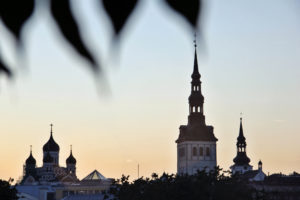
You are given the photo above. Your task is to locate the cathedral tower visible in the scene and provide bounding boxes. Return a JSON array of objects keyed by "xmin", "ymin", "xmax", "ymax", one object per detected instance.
[
  {"xmin": 230, "ymin": 117, "xmax": 253, "ymax": 174},
  {"xmin": 176, "ymin": 42, "xmax": 218, "ymax": 175}
]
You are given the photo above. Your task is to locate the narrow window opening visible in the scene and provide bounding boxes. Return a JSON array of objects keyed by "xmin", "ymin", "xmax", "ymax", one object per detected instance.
[
  {"xmin": 192, "ymin": 147, "xmax": 197, "ymax": 156},
  {"xmin": 199, "ymin": 147, "xmax": 203, "ymax": 156},
  {"xmin": 206, "ymin": 147, "xmax": 210, "ymax": 156}
]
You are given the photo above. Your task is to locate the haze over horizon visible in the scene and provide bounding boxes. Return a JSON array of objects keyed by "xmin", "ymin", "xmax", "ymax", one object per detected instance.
[{"xmin": 0, "ymin": 0, "xmax": 300, "ymax": 182}]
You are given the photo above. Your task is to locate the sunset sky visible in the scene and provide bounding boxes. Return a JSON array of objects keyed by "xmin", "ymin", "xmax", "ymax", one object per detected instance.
[{"xmin": 0, "ymin": 0, "xmax": 300, "ymax": 182}]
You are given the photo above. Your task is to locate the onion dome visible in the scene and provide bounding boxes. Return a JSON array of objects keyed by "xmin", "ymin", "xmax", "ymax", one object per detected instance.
[
  {"xmin": 43, "ymin": 151, "xmax": 53, "ymax": 163},
  {"xmin": 26, "ymin": 146, "xmax": 36, "ymax": 165},
  {"xmin": 66, "ymin": 146, "xmax": 76, "ymax": 165},
  {"xmin": 233, "ymin": 152, "xmax": 250, "ymax": 165},
  {"xmin": 43, "ymin": 124, "xmax": 60, "ymax": 152}
]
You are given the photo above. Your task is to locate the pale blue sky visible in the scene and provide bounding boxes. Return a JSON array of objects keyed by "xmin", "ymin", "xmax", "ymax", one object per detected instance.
[{"xmin": 0, "ymin": 0, "xmax": 300, "ymax": 181}]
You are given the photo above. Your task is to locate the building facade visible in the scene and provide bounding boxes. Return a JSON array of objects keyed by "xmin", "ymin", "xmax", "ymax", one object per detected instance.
[{"xmin": 176, "ymin": 45, "xmax": 218, "ymax": 175}]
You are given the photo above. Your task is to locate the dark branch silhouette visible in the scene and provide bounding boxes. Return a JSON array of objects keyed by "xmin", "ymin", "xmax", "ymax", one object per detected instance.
[{"xmin": 0, "ymin": 0, "xmax": 202, "ymax": 80}]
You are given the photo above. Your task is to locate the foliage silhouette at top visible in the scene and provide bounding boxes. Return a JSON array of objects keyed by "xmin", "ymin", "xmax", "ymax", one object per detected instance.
[
  {"xmin": 103, "ymin": 168, "xmax": 265, "ymax": 200},
  {"xmin": 0, "ymin": 0, "xmax": 201, "ymax": 79},
  {"xmin": 0, "ymin": 179, "xmax": 18, "ymax": 200}
]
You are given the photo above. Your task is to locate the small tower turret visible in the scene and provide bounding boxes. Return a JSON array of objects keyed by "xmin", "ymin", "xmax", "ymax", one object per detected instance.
[
  {"xmin": 24, "ymin": 145, "xmax": 37, "ymax": 178},
  {"xmin": 230, "ymin": 117, "xmax": 253, "ymax": 174},
  {"xmin": 66, "ymin": 145, "xmax": 77, "ymax": 174}
]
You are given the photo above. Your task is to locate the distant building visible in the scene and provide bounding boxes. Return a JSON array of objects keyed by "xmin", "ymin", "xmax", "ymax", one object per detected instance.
[
  {"xmin": 17, "ymin": 125, "xmax": 111, "ymax": 200},
  {"xmin": 176, "ymin": 44, "xmax": 218, "ymax": 175},
  {"xmin": 241, "ymin": 160, "xmax": 266, "ymax": 182},
  {"xmin": 251, "ymin": 172, "xmax": 300, "ymax": 199}
]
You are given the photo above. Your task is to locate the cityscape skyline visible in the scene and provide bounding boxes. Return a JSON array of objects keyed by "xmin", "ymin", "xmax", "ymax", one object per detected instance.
[{"xmin": 0, "ymin": 0, "xmax": 300, "ymax": 182}]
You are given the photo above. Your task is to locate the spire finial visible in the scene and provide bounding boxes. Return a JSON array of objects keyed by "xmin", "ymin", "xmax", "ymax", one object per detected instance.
[
  {"xmin": 240, "ymin": 113, "xmax": 243, "ymax": 121},
  {"xmin": 30, "ymin": 145, "xmax": 32, "ymax": 154},
  {"xmin": 70, "ymin": 145, "xmax": 72, "ymax": 153},
  {"xmin": 50, "ymin": 124, "xmax": 53, "ymax": 133},
  {"xmin": 193, "ymin": 33, "xmax": 197, "ymax": 48}
]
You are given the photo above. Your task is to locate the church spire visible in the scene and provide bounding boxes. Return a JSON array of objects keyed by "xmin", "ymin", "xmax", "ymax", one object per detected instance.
[
  {"xmin": 233, "ymin": 116, "xmax": 250, "ymax": 165},
  {"xmin": 188, "ymin": 36, "xmax": 205, "ymax": 126},
  {"xmin": 191, "ymin": 36, "xmax": 200, "ymax": 80},
  {"xmin": 237, "ymin": 117, "xmax": 246, "ymax": 145}
]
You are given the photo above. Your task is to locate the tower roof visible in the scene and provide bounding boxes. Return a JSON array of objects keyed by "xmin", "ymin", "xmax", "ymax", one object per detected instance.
[
  {"xmin": 26, "ymin": 146, "xmax": 36, "ymax": 165},
  {"xmin": 82, "ymin": 170, "xmax": 106, "ymax": 181},
  {"xmin": 66, "ymin": 145, "xmax": 76, "ymax": 165},
  {"xmin": 43, "ymin": 124, "xmax": 60, "ymax": 152}
]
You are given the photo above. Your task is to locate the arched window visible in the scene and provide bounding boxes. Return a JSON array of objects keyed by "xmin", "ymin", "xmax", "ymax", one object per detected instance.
[
  {"xmin": 199, "ymin": 147, "xmax": 203, "ymax": 156},
  {"xmin": 198, "ymin": 106, "xmax": 200, "ymax": 112},
  {"xmin": 192, "ymin": 147, "xmax": 197, "ymax": 156},
  {"xmin": 206, "ymin": 147, "xmax": 210, "ymax": 156}
]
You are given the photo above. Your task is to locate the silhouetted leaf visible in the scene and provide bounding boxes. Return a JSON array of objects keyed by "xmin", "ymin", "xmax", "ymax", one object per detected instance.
[
  {"xmin": 102, "ymin": 0, "xmax": 139, "ymax": 36},
  {"xmin": 50, "ymin": 0, "xmax": 98, "ymax": 72},
  {"xmin": 164, "ymin": 0, "xmax": 201, "ymax": 28},
  {"xmin": 0, "ymin": 0, "xmax": 34, "ymax": 42},
  {"xmin": 0, "ymin": 58, "xmax": 12, "ymax": 78}
]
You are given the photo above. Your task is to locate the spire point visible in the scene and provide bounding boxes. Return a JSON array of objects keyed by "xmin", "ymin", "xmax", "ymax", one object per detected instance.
[
  {"xmin": 50, "ymin": 123, "xmax": 54, "ymax": 137},
  {"xmin": 193, "ymin": 33, "xmax": 197, "ymax": 48},
  {"xmin": 70, "ymin": 145, "xmax": 72, "ymax": 153},
  {"xmin": 192, "ymin": 34, "xmax": 200, "ymax": 79},
  {"xmin": 30, "ymin": 145, "xmax": 32, "ymax": 154}
]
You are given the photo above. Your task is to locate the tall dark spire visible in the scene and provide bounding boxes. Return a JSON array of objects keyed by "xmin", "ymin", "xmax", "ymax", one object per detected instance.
[
  {"xmin": 233, "ymin": 117, "xmax": 250, "ymax": 165},
  {"xmin": 192, "ymin": 38, "xmax": 200, "ymax": 80},
  {"xmin": 176, "ymin": 38, "xmax": 218, "ymax": 143},
  {"xmin": 188, "ymin": 37, "xmax": 205, "ymax": 126},
  {"xmin": 237, "ymin": 117, "xmax": 246, "ymax": 145}
]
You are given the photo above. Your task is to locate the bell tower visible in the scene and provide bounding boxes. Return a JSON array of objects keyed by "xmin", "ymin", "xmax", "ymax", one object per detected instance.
[{"xmin": 176, "ymin": 39, "xmax": 218, "ymax": 175}]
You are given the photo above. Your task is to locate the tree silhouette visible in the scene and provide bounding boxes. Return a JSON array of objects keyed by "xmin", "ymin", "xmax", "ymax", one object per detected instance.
[
  {"xmin": 103, "ymin": 168, "xmax": 267, "ymax": 200},
  {"xmin": 0, "ymin": 0, "xmax": 201, "ymax": 79},
  {"xmin": 0, "ymin": 179, "xmax": 18, "ymax": 200}
]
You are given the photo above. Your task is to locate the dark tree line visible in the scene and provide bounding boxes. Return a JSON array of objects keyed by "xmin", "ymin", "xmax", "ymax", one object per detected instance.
[
  {"xmin": 104, "ymin": 168, "xmax": 267, "ymax": 200},
  {"xmin": 0, "ymin": 0, "xmax": 201, "ymax": 79},
  {"xmin": 0, "ymin": 179, "xmax": 18, "ymax": 200}
]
